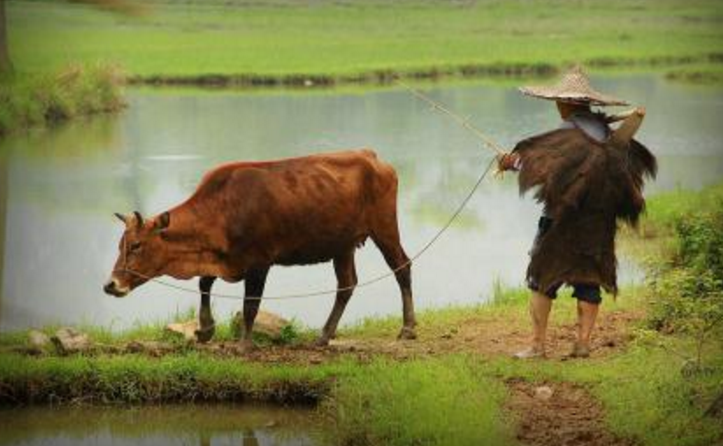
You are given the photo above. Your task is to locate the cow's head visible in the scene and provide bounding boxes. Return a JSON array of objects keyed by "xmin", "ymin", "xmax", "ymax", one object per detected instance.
[{"xmin": 103, "ymin": 211, "xmax": 171, "ymax": 297}]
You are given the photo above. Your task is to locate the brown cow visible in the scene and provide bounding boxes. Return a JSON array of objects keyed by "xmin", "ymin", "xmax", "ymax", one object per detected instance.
[{"xmin": 103, "ymin": 149, "xmax": 416, "ymax": 347}]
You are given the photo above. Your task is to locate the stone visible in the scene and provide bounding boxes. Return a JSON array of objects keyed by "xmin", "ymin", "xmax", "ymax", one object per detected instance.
[
  {"xmin": 232, "ymin": 310, "xmax": 289, "ymax": 340},
  {"xmin": 28, "ymin": 330, "xmax": 51, "ymax": 350},
  {"xmin": 165, "ymin": 320, "xmax": 199, "ymax": 342},
  {"xmin": 51, "ymin": 327, "xmax": 92, "ymax": 355},
  {"xmin": 534, "ymin": 385, "xmax": 554, "ymax": 401}
]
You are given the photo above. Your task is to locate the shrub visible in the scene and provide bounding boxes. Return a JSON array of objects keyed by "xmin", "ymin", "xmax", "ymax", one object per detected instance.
[
  {"xmin": 647, "ymin": 200, "xmax": 723, "ymax": 369},
  {"xmin": 0, "ymin": 64, "xmax": 125, "ymax": 136}
]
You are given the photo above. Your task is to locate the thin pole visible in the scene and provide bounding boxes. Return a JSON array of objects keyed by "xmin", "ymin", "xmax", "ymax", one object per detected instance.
[{"xmin": 395, "ymin": 80, "xmax": 506, "ymax": 156}]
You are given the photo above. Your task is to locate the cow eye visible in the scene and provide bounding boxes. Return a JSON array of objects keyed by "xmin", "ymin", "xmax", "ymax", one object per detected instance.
[{"xmin": 129, "ymin": 242, "xmax": 142, "ymax": 252}]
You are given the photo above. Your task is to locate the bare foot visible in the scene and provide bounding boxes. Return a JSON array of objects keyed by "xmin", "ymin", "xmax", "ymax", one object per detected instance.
[{"xmin": 513, "ymin": 346, "xmax": 546, "ymax": 359}]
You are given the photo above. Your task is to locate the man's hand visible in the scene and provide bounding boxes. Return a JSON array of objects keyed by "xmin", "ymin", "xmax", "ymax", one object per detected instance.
[
  {"xmin": 494, "ymin": 152, "xmax": 519, "ymax": 179},
  {"xmin": 497, "ymin": 152, "xmax": 519, "ymax": 171}
]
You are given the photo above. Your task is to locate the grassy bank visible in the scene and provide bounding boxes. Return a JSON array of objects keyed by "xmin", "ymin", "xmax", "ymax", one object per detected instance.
[
  {"xmin": 0, "ymin": 64, "xmax": 125, "ymax": 136},
  {"xmin": 322, "ymin": 356, "xmax": 514, "ymax": 445},
  {"xmin": 1, "ymin": 185, "xmax": 722, "ymax": 445},
  {"xmin": 666, "ymin": 63, "xmax": 723, "ymax": 85},
  {"xmin": 7, "ymin": 0, "xmax": 723, "ymax": 87}
]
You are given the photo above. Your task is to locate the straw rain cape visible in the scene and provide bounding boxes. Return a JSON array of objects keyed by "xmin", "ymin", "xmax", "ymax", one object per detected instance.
[{"xmin": 512, "ymin": 127, "xmax": 657, "ymax": 295}]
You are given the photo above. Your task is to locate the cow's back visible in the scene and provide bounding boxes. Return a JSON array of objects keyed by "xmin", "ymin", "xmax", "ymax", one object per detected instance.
[{"xmin": 190, "ymin": 149, "xmax": 397, "ymax": 267}]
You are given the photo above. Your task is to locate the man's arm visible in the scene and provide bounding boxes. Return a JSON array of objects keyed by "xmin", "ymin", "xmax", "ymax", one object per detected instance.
[{"xmin": 610, "ymin": 107, "xmax": 646, "ymax": 146}]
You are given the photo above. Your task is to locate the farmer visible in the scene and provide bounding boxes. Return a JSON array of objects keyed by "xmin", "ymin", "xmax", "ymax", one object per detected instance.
[{"xmin": 497, "ymin": 65, "xmax": 657, "ymax": 358}]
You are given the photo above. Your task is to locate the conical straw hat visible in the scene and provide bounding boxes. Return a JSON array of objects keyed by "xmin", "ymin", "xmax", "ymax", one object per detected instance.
[{"xmin": 519, "ymin": 65, "xmax": 628, "ymax": 106}]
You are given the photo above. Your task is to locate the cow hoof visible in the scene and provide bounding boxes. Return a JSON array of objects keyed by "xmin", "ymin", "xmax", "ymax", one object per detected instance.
[
  {"xmin": 194, "ymin": 323, "xmax": 215, "ymax": 344},
  {"xmin": 397, "ymin": 327, "xmax": 417, "ymax": 340}
]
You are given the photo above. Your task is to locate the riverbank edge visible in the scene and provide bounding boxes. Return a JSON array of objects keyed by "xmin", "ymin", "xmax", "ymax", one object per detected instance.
[
  {"xmin": 0, "ymin": 64, "xmax": 126, "ymax": 138},
  {"xmin": 129, "ymin": 54, "xmax": 723, "ymax": 89}
]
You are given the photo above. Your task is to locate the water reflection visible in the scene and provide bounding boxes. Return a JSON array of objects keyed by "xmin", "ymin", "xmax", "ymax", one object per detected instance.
[
  {"xmin": 1, "ymin": 74, "xmax": 722, "ymax": 331},
  {"xmin": 0, "ymin": 404, "xmax": 318, "ymax": 446}
]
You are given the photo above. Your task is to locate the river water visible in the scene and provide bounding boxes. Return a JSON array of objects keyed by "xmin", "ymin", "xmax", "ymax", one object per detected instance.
[
  {"xmin": 1, "ymin": 74, "xmax": 722, "ymax": 332},
  {"xmin": 0, "ymin": 403, "xmax": 320, "ymax": 445}
]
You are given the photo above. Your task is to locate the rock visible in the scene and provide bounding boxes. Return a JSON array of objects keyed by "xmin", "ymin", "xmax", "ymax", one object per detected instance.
[
  {"xmin": 534, "ymin": 385, "xmax": 554, "ymax": 401},
  {"xmin": 28, "ymin": 330, "xmax": 51, "ymax": 350},
  {"xmin": 51, "ymin": 327, "xmax": 92, "ymax": 355},
  {"xmin": 232, "ymin": 310, "xmax": 289, "ymax": 340},
  {"xmin": 165, "ymin": 320, "xmax": 199, "ymax": 342}
]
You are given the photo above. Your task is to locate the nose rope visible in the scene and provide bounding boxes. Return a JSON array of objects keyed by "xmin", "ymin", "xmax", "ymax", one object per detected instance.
[{"xmin": 113, "ymin": 155, "xmax": 497, "ymax": 301}]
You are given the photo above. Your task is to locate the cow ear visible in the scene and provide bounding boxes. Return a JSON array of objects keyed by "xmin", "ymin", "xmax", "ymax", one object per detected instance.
[
  {"xmin": 133, "ymin": 211, "xmax": 144, "ymax": 229},
  {"xmin": 114, "ymin": 213, "xmax": 127, "ymax": 224},
  {"xmin": 155, "ymin": 212, "xmax": 170, "ymax": 232}
]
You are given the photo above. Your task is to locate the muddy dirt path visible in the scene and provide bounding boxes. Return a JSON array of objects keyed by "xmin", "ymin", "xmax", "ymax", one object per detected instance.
[
  {"xmin": 506, "ymin": 379, "xmax": 638, "ymax": 446},
  {"xmin": 196, "ymin": 308, "xmax": 642, "ymax": 365}
]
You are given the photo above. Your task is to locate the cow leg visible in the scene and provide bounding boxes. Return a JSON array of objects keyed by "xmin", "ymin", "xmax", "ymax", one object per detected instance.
[
  {"xmin": 240, "ymin": 268, "xmax": 269, "ymax": 348},
  {"xmin": 316, "ymin": 250, "xmax": 357, "ymax": 347},
  {"xmin": 372, "ymin": 229, "xmax": 416, "ymax": 340},
  {"xmin": 195, "ymin": 276, "xmax": 216, "ymax": 343}
]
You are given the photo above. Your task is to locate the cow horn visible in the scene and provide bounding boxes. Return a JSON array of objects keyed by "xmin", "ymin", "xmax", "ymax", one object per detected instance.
[
  {"xmin": 133, "ymin": 211, "xmax": 144, "ymax": 228},
  {"xmin": 114, "ymin": 212, "xmax": 127, "ymax": 224}
]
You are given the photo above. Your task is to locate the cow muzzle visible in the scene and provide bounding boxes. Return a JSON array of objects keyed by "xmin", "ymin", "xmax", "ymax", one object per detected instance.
[{"xmin": 103, "ymin": 278, "xmax": 130, "ymax": 298}]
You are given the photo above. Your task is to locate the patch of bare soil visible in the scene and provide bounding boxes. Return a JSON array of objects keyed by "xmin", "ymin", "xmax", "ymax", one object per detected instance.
[
  {"xmin": 190, "ymin": 307, "xmax": 642, "ymax": 364},
  {"xmin": 13, "ymin": 307, "xmax": 642, "ymax": 365},
  {"xmin": 506, "ymin": 379, "xmax": 639, "ymax": 446}
]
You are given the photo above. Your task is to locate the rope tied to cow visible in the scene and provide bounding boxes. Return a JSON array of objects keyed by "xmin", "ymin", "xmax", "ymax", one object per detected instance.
[{"xmin": 118, "ymin": 81, "xmax": 504, "ymax": 301}]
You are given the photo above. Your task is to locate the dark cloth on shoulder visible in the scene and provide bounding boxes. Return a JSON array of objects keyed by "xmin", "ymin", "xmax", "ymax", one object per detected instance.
[{"xmin": 512, "ymin": 127, "xmax": 657, "ymax": 296}]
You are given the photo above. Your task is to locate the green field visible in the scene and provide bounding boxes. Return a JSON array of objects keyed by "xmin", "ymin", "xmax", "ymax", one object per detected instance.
[{"xmin": 7, "ymin": 0, "xmax": 723, "ymax": 84}]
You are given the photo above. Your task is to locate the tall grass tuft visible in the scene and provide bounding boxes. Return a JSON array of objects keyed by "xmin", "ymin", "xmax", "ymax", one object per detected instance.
[{"xmin": 0, "ymin": 64, "xmax": 125, "ymax": 136}]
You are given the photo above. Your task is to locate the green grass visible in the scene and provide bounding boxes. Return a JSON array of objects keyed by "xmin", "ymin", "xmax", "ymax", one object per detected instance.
[
  {"xmin": 0, "ymin": 63, "xmax": 125, "ymax": 136},
  {"xmin": 0, "ymin": 351, "xmax": 344, "ymax": 404},
  {"xmin": 322, "ymin": 356, "xmax": 515, "ymax": 446},
  {"xmin": 478, "ymin": 339, "xmax": 723, "ymax": 446},
  {"xmin": 644, "ymin": 183, "xmax": 723, "ymax": 232},
  {"xmin": 7, "ymin": 0, "xmax": 723, "ymax": 84}
]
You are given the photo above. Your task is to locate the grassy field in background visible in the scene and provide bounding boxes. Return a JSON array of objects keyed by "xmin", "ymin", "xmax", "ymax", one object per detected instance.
[{"xmin": 7, "ymin": 0, "xmax": 723, "ymax": 84}]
